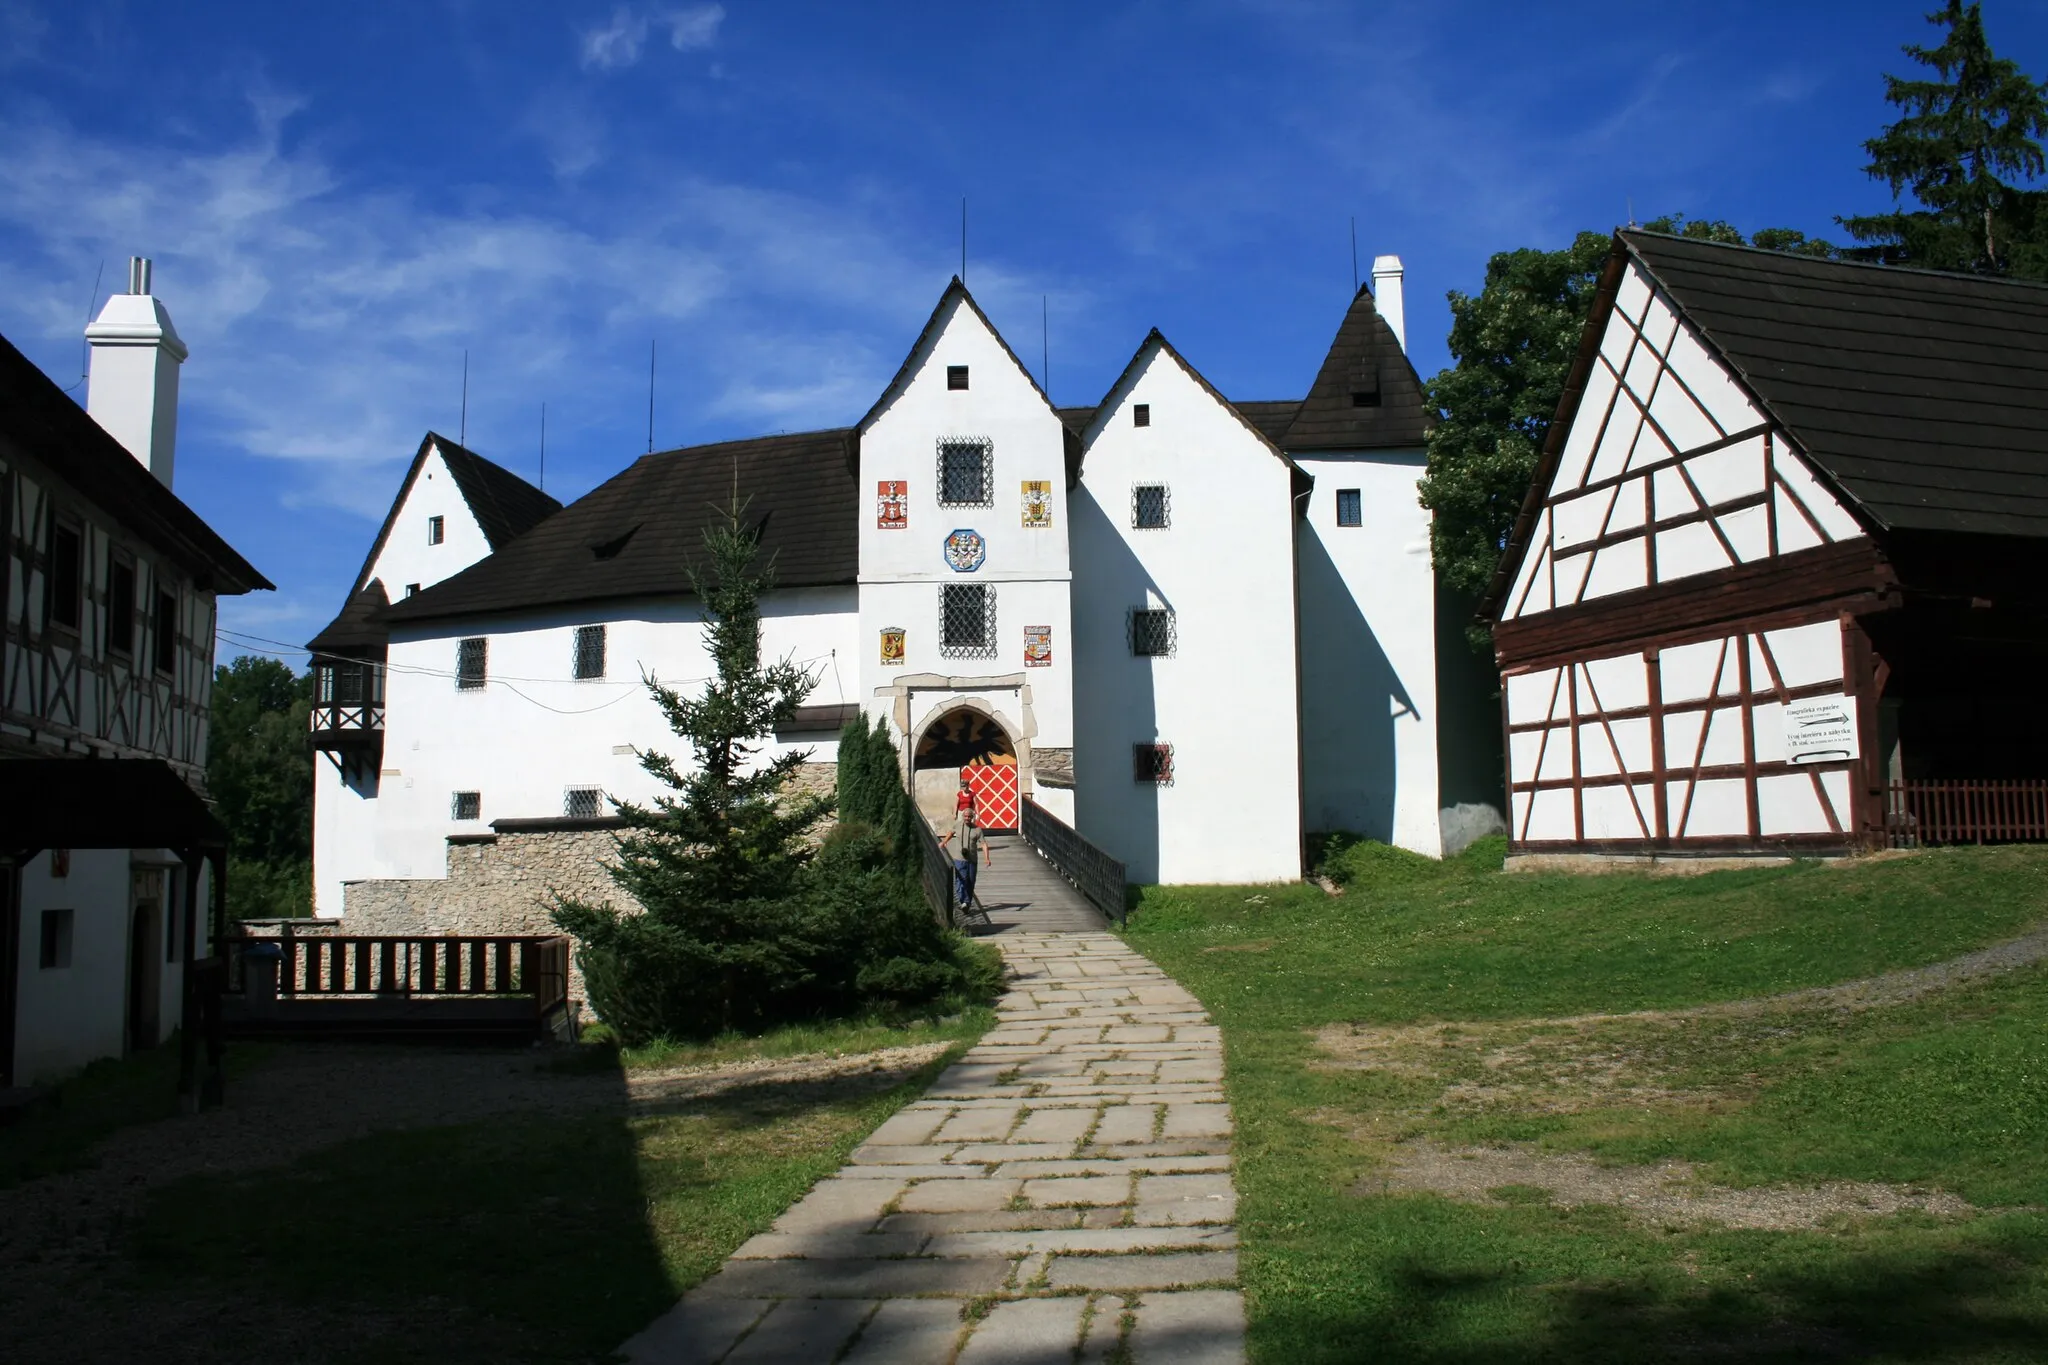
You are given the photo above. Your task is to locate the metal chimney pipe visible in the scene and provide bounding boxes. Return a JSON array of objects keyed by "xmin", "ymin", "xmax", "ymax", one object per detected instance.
[{"xmin": 129, "ymin": 256, "xmax": 152, "ymax": 296}]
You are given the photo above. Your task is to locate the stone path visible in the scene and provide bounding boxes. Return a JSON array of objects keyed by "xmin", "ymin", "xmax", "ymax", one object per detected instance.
[{"xmin": 621, "ymin": 932, "xmax": 1245, "ymax": 1363}]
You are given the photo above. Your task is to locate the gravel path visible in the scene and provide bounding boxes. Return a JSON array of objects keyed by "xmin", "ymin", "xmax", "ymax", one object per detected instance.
[{"xmin": 621, "ymin": 931, "xmax": 1247, "ymax": 1364}]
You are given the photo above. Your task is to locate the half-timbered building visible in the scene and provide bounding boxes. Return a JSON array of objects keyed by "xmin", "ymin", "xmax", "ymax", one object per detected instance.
[
  {"xmin": 2, "ymin": 260, "xmax": 271, "ymax": 1085},
  {"xmin": 313, "ymin": 258, "xmax": 1499, "ymax": 927},
  {"xmin": 1487, "ymin": 230, "xmax": 2048, "ymax": 856}
]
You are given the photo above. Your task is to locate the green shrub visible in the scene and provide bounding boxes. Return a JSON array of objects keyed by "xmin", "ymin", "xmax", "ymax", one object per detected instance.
[{"xmin": 1323, "ymin": 838, "xmax": 1446, "ymax": 888}]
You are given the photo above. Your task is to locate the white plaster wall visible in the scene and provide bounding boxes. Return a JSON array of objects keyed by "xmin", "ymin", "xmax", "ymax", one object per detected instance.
[
  {"xmin": 361, "ymin": 587, "xmax": 857, "ymax": 888},
  {"xmin": 1294, "ymin": 451, "xmax": 1442, "ymax": 855},
  {"xmin": 12, "ymin": 849, "xmax": 127, "ymax": 1084},
  {"xmin": 368, "ymin": 442, "xmax": 500, "ymax": 597},
  {"xmin": 1069, "ymin": 345, "xmax": 1302, "ymax": 884},
  {"xmin": 313, "ymin": 760, "xmax": 379, "ymax": 917},
  {"xmin": 856, "ymin": 290, "xmax": 1075, "ymax": 795}
]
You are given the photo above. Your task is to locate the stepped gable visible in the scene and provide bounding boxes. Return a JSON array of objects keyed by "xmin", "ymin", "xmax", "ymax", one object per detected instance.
[
  {"xmin": 1282, "ymin": 284, "xmax": 1431, "ymax": 451},
  {"xmin": 0, "ymin": 329, "xmax": 269, "ymax": 593},
  {"xmin": 381, "ymin": 428, "xmax": 859, "ymax": 623},
  {"xmin": 1620, "ymin": 229, "xmax": 2048, "ymax": 539}
]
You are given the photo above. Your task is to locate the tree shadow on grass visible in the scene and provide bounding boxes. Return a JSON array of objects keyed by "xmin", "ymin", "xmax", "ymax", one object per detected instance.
[{"xmin": 1259, "ymin": 1223, "xmax": 2048, "ymax": 1364}]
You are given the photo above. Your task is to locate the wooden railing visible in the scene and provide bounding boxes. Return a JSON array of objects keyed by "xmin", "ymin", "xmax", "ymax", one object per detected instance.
[
  {"xmin": 915, "ymin": 815, "xmax": 958, "ymax": 928},
  {"xmin": 309, "ymin": 702, "xmax": 385, "ymax": 737},
  {"xmin": 1886, "ymin": 780, "xmax": 2048, "ymax": 848},
  {"xmin": 1021, "ymin": 797, "xmax": 1126, "ymax": 925},
  {"xmin": 227, "ymin": 931, "xmax": 569, "ymax": 1017}
]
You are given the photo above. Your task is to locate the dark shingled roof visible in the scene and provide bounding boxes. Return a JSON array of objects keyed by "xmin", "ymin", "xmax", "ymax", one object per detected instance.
[
  {"xmin": 0, "ymin": 330, "xmax": 270, "ymax": 594},
  {"xmin": 307, "ymin": 578, "xmax": 390, "ymax": 655},
  {"xmin": 1283, "ymin": 285, "xmax": 1432, "ymax": 451},
  {"xmin": 1234, "ymin": 400, "xmax": 1303, "ymax": 448},
  {"xmin": 1621, "ymin": 230, "xmax": 2048, "ymax": 538},
  {"xmin": 438, "ymin": 437, "xmax": 563, "ymax": 550},
  {"xmin": 382, "ymin": 429, "xmax": 859, "ymax": 624},
  {"xmin": 0, "ymin": 758, "xmax": 228, "ymax": 851}
]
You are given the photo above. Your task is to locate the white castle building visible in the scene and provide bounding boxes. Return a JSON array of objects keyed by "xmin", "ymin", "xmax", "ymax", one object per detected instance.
[{"xmin": 309, "ymin": 263, "xmax": 1501, "ymax": 924}]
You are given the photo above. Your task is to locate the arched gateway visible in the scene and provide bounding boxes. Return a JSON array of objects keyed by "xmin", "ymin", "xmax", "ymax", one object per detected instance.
[{"xmin": 913, "ymin": 706, "xmax": 1021, "ymax": 832}]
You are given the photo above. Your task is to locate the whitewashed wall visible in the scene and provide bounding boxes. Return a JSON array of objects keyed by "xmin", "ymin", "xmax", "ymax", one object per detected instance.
[
  {"xmin": 1070, "ymin": 342, "xmax": 1302, "ymax": 884},
  {"xmin": 313, "ymin": 440, "xmax": 507, "ymax": 915},
  {"xmin": 12, "ymin": 849, "xmax": 128, "ymax": 1083},
  {"xmin": 1294, "ymin": 451, "xmax": 1442, "ymax": 855},
  {"xmin": 352, "ymin": 588, "xmax": 857, "ymax": 891},
  {"xmin": 1503, "ymin": 260, "xmax": 1866, "ymax": 622},
  {"xmin": 857, "ymin": 291, "xmax": 1074, "ymax": 790}
]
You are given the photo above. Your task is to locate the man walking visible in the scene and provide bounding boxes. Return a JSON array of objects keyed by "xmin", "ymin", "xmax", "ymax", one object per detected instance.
[{"xmin": 940, "ymin": 803, "xmax": 992, "ymax": 913}]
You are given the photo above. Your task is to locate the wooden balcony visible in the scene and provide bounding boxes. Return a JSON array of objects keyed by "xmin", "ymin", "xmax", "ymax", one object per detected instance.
[{"xmin": 309, "ymin": 701, "xmax": 384, "ymax": 754}]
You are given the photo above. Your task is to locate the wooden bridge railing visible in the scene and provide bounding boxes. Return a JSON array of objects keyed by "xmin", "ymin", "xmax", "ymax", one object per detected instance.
[
  {"xmin": 1020, "ymin": 796, "xmax": 1127, "ymax": 925},
  {"xmin": 914, "ymin": 815, "xmax": 958, "ymax": 928},
  {"xmin": 226, "ymin": 931, "xmax": 570, "ymax": 1016},
  {"xmin": 1886, "ymin": 780, "xmax": 2048, "ymax": 848}
]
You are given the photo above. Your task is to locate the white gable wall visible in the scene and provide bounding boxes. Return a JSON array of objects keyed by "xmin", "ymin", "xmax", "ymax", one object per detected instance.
[
  {"xmin": 1295, "ymin": 450, "xmax": 1442, "ymax": 855},
  {"xmin": 314, "ymin": 440, "xmax": 515, "ymax": 916},
  {"xmin": 857, "ymin": 296, "xmax": 1074, "ymax": 812},
  {"xmin": 1070, "ymin": 346, "xmax": 1302, "ymax": 884}
]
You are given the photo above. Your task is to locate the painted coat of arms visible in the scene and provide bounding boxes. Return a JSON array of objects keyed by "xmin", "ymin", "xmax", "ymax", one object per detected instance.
[
  {"xmin": 1024, "ymin": 625, "xmax": 1052, "ymax": 667},
  {"xmin": 1021, "ymin": 480, "xmax": 1052, "ymax": 528},
  {"xmin": 879, "ymin": 627, "xmax": 905, "ymax": 666},
  {"xmin": 877, "ymin": 480, "xmax": 908, "ymax": 529},
  {"xmin": 944, "ymin": 528, "xmax": 986, "ymax": 572}
]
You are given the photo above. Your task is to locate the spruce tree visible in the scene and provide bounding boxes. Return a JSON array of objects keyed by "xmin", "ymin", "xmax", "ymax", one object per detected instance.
[{"xmin": 1840, "ymin": 1, "xmax": 2048, "ymax": 277}]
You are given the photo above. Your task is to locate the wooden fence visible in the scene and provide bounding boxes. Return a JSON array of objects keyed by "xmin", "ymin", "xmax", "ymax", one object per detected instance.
[
  {"xmin": 1885, "ymin": 780, "xmax": 2048, "ymax": 848},
  {"xmin": 1020, "ymin": 797, "xmax": 1127, "ymax": 925},
  {"xmin": 227, "ymin": 931, "xmax": 570, "ymax": 1017},
  {"xmin": 914, "ymin": 815, "xmax": 958, "ymax": 928}
]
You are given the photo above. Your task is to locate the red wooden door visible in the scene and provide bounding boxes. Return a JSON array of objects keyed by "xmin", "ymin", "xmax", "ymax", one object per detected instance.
[{"xmin": 967, "ymin": 763, "xmax": 1019, "ymax": 832}]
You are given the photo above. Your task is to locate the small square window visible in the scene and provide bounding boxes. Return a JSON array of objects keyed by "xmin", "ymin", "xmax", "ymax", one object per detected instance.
[
  {"xmin": 1130, "ymin": 609, "xmax": 1176, "ymax": 658},
  {"xmin": 47, "ymin": 520, "xmax": 81, "ymax": 630},
  {"xmin": 564, "ymin": 787, "xmax": 605, "ymax": 820},
  {"xmin": 39, "ymin": 908, "xmax": 73, "ymax": 969},
  {"xmin": 573, "ymin": 624, "xmax": 607, "ymax": 680},
  {"xmin": 451, "ymin": 790, "xmax": 481, "ymax": 821},
  {"xmin": 154, "ymin": 589, "xmax": 177, "ymax": 675},
  {"xmin": 1133, "ymin": 743, "xmax": 1175, "ymax": 785},
  {"xmin": 457, "ymin": 637, "xmax": 488, "ymax": 691},
  {"xmin": 946, "ymin": 365, "xmax": 970, "ymax": 391},
  {"xmin": 937, "ymin": 438, "xmax": 994, "ymax": 507},
  {"xmin": 428, "ymin": 515, "xmax": 445, "ymax": 545},
  {"xmin": 1336, "ymin": 489, "xmax": 1362, "ymax": 527},
  {"xmin": 108, "ymin": 559, "xmax": 136, "ymax": 655},
  {"xmin": 1132, "ymin": 484, "xmax": 1170, "ymax": 530},
  {"xmin": 1133, "ymin": 404, "xmax": 1150, "ymax": 427},
  {"xmin": 940, "ymin": 583, "xmax": 997, "ymax": 657}
]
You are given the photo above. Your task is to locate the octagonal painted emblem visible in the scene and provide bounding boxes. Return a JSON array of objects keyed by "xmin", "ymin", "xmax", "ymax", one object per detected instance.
[{"xmin": 944, "ymin": 528, "xmax": 986, "ymax": 572}]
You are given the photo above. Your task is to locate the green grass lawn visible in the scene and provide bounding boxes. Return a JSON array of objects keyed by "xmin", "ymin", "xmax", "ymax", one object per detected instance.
[
  {"xmin": 113, "ymin": 1009, "xmax": 991, "ymax": 1364},
  {"xmin": 1125, "ymin": 841, "xmax": 2048, "ymax": 1364}
]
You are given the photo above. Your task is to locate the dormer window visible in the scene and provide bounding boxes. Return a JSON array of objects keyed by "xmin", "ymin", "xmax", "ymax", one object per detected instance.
[
  {"xmin": 1133, "ymin": 404, "xmax": 1150, "ymax": 427},
  {"xmin": 947, "ymin": 365, "xmax": 970, "ymax": 391},
  {"xmin": 1351, "ymin": 390, "xmax": 1382, "ymax": 408},
  {"xmin": 428, "ymin": 515, "xmax": 445, "ymax": 545}
]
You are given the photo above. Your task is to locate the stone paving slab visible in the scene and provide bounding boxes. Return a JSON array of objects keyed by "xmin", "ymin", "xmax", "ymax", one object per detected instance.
[{"xmin": 619, "ymin": 930, "xmax": 1245, "ymax": 1363}]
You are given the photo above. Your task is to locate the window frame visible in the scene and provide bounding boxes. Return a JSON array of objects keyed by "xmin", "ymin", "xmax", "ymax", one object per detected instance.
[
  {"xmin": 573, "ymin": 624, "xmax": 607, "ymax": 680},
  {"xmin": 153, "ymin": 587, "xmax": 178, "ymax": 677},
  {"xmin": 46, "ymin": 516, "xmax": 82, "ymax": 633},
  {"xmin": 427, "ymin": 515, "xmax": 445, "ymax": 545},
  {"xmin": 456, "ymin": 637, "xmax": 488, "ymax": 691},
  {"xmin": 1132, "ymin": 743, "xmax": 1175, "ymax": 786},
  {"xmin": 1131, "ymin": 483, "xmax": 1171, "ymax": 531},
  {"xmin": 1133, "ymin": 403, "xmax": 1150, "ymax": 427},
  {"xmin": 1335, "ymin": 489, "xmax": 1363, "ymax": 527},
  {"xmin": 451, "ymin": 790, "xmax": 482, "ymax": 822},
  {"xmin": 936, "ymin": 438, "xmax": 995, "ymax": 509},
  {"xmin": 946, "ymin": 364, "xmax": 970, "ymax": 391},
  {"xmin": 939, "ymin": 583, "xmax": 998, "ymax": 658},
  {"xmin": 1129, "ymin": 608, "xmax": 1177, "ymax": 658},
  {"xmin": 563, "ymin": 787, "xmax": 605, "ymax": 820}
]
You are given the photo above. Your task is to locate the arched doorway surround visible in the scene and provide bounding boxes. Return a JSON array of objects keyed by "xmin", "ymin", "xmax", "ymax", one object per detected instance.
[{"xmin": 911, "ymin": 701, "xmax": 1022, "ymax": 831}]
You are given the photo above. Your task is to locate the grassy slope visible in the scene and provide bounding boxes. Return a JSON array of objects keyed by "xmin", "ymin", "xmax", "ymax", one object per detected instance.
[{"xmin": 1125, "ymin": 842, "xmax": 2048, "ymax": 1364}]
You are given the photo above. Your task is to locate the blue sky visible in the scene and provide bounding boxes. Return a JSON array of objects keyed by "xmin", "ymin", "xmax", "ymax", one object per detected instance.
[{"xmin": 3, "ymin": 0, "xmax": 2043, "ymax": 660}]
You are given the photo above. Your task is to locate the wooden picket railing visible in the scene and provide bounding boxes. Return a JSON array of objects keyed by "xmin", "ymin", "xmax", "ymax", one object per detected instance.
[
  {"xmin": 1885, "ymin": 780, "xmax": 2048, "ymax": 848},
  {"xmin": 1020, "ymin": 796, "xmax": 1126, "ymax": 925},
  {"xmin": 915, "ymin": 815, "xmax": 958, "ymax": 928},
  {"xmin": 227, "ymin": 931, "xmax": 570, "ymax": 1017}
]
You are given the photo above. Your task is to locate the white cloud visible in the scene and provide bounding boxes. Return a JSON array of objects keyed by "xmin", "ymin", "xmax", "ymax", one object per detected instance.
[{"xmin": 579, "ymin": 4, "xmax": 723, "ymax": 72}]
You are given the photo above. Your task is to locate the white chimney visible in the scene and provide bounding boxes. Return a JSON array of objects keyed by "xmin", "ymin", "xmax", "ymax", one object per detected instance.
[
  {"xmin": 1371, "ymin": 253, "xmax": 1406, "ymax": 354},
  {"xmin": 86, "ymin": 256, "xmax": 188, "ymax": 488}
]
